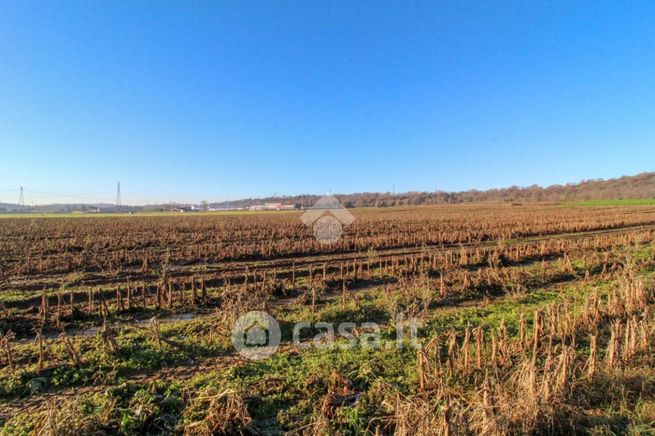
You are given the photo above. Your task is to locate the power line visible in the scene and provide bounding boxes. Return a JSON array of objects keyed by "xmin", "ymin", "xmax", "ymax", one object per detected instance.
[
  {"xmin": 8, "ymin": 187, "xmax": 116, "ymax": 205},
  {"xmin": 0, "ymin": 185, "xmax": 128, "ymax": 206}
]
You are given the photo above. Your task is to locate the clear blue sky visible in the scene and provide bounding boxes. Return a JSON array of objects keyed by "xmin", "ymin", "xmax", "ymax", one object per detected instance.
[{"xmin": 1, "ymin": 1, "xmax": 654, "ymax": 205}]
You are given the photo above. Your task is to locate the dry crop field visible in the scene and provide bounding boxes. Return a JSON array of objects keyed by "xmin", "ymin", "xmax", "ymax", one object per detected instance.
[{"xmin": 1, "ymin": 203, "xmax": 655, "ymax": 434}]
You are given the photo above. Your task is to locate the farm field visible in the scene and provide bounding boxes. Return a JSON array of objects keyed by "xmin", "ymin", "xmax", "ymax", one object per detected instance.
[{"xmin": 2, "ymin": 203, "xmax": 655, "ymax": 434}]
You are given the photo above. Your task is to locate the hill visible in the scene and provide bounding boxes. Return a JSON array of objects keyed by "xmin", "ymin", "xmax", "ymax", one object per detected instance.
[
  {"xmin": 212, "ymin": 172, "xmax": 655, "ymax": 209},
  {"xmin": 2, "ymin": 172, "xmax": 653, "ymax": 213}
]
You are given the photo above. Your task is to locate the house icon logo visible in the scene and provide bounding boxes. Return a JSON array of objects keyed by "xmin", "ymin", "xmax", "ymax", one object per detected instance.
[
  {"xmin": 231, "ymin": 311, "xmax": 281, "ymax": 360},
  {"xmin": 301, "ymin": 195, "xmax": 354, "ymax": 244}
]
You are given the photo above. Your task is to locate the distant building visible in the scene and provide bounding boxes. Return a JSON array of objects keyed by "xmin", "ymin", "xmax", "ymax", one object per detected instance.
[
  {"xmin": 248, "ymin": 203, "xmax": 297, "ymax": 211},
  {"xmin": 168, "ymin": 206, "xmax": 193, "ymax": 213}
]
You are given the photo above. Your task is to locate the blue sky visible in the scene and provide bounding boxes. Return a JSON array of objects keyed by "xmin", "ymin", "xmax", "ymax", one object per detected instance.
[{"xmin": 1, "ymin": 1, "xmax": 654, "ymax": 205}]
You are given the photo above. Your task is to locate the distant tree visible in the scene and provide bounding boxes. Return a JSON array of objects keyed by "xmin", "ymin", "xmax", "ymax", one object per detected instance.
[{"xmin": 204, "ymin": 172, "xmax": 655, "ymax": 209}]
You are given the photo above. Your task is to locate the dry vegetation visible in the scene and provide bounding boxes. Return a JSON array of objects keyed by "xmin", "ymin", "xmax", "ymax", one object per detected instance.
[
  {"xmin": 1, "ymin": 203, "xmax": 655, "ymax": 434},
  {"xmin": 211, "ymin": 172, "xmax": 655, "ymax": 209}
]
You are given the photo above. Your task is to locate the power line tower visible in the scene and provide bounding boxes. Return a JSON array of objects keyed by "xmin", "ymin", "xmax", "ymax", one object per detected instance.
[
  {"xmin": 116, "ymin": 181, "xmax": 122, "ymax": 212},
  {"xmin": 18, "ymin": 186, "xmax": 24, "ymax": 206}
]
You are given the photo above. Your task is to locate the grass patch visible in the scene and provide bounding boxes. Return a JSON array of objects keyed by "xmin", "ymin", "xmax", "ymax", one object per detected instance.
[{"xmin": 570, "ymin": 198, "xmax": 655, "ymax": 207}]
